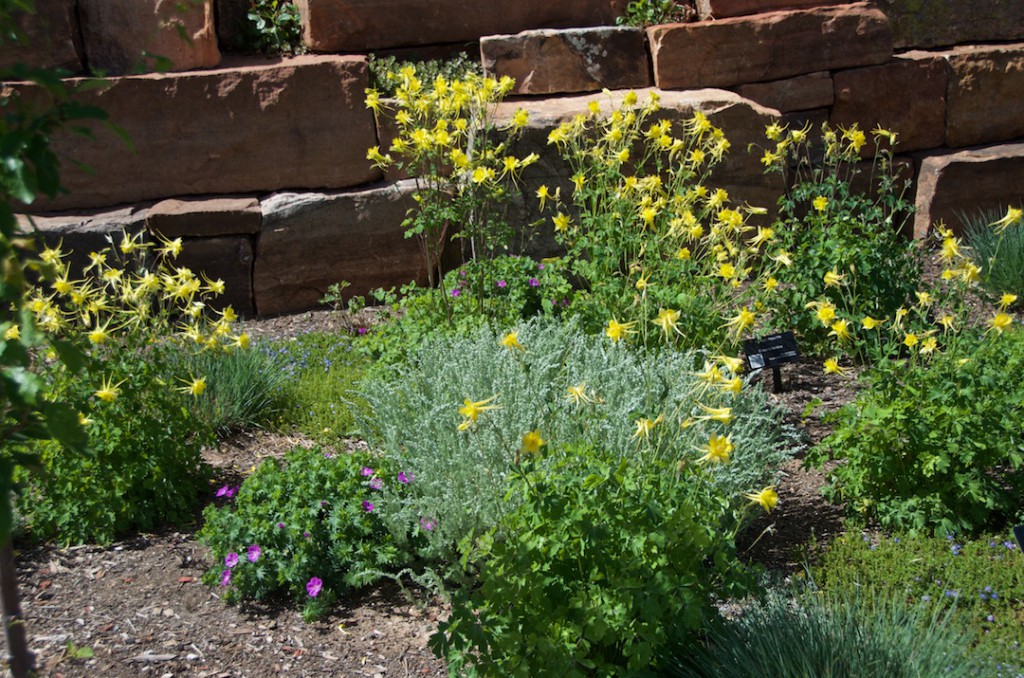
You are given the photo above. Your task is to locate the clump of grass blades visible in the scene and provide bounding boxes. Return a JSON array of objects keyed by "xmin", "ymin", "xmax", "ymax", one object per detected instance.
[
  {"xmin": 661, "ymin": 589, "xmax": 978, "ymax": 678},
  {"xmin": 167, "ymin": 344, "xmax": 289, "ymax": 437},
  {"xmin": 962, "ymin": 207, "xmax": 1024, "ymax": 306}
]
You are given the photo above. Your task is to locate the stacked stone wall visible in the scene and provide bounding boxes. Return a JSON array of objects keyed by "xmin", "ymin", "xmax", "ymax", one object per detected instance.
[{"xmin": 7, "ymin": 0, "xmax": 1024, "ymax": 315}]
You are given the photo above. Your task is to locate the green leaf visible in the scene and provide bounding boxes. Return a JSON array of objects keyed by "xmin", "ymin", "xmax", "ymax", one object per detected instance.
[{"xmin": 43, "ymin": 401, "xmax": 87, "ymax": 452}]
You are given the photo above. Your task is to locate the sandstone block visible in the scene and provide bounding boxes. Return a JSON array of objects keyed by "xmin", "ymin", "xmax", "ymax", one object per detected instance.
[
  {"xmin": 147, "ymin": 197, "xmax": 261, "ymax": 238},
  {"xmin": 0, "ymin": 0, "xmax": 82, "ymax": 73},
  {"xmin": 943, "ymin": 44, "xmax": 1024, "ymax": 148},
  {"xmin": 697, "ymin": 0, "xmax": 849, "ymax": 20},
  {"xmin": 78, "ymin": 0, "xmax": 220, "ymax": 75},
  {"xmin": 831, "ymin": 54, "xmax": 947, "ymax": 153},
  {"xmin": 877, "ymin": 0, "xmax": 1024, "ymax": 50},
  {"xmin": 296, "ymin": 0, "xmax": 628, "ymax": 52},
  {"xmin": 648, "ymin": 3, "xmax": 891, "ymax": 90},
  {"xmin": 734, "ymin": 71, "xmax": 833, "ymax": 113},
  {"xmin": 177, "ymin": 236, "xmax": 255, "ymax": 316},
  {"xmin": 19, "ymin": 206, "xmax": 149, "ymax": 279},
  {"xmin": 215, "ymin": 0, "xmax": 251, "ymax": 51},
  {"xmin": 481, "ymin": 27, "xmax": 649, "ymax": 96},
  {"xmin": 913, "ymin": 143, "xmax": 1024, "ymax": 239},
  {"xmin": 17, "ymin": 55, "xmax": 380, "ymax": 212},
  {"xmin": 255, "ymin": 182, "xmax": 431, "ymax": 316}
]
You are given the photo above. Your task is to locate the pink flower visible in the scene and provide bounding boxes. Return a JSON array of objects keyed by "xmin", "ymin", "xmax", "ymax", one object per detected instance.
[
  {"xmin": 450, "ymin": 288, "xmax": 461, "ymax": 297},
  {"xmin": 528, "ymin": 277, "xmax": 540, "ymax": 287},
  {"xmin": 360, "ymin": 467, "xmax": 374, "ymax": 477},
  {"xmin": 496, "ymin": 280, "xmax": 507, "ymax": 288},
  {"xmin": 369, "ymin": 477, "xmax": 383, "ymax": 490},
  {"xmin": 362, "ymin": 500, "xmax": 374, "ymax": 513},
  {"xmin": 419, "ymin": 517, "xmax": 436, "ymax": 532},
  {"xmin": 357, "ymin": 327, "xmax": 368, "ymax": 335},
  {"xmin": 224, "ymin": 552, "xmax": 239, "ymax": 568},
  {"xmin": 216, "ymin": 484, "xmax": 237, "ymax": 498},
  {"xmin": 247, "ymin": 544, "xmax": 261, "ymax": 563},
  {"xmin": 306, "ymin": 577, "xmax": 323, "ymax": 597},
  {"xmin": 398, "ymin": 471, "xmax": 412, "ymax": 485},
  {"xmin": 220, "ymin": 569, "xmax": 231, "ymax": 587}
]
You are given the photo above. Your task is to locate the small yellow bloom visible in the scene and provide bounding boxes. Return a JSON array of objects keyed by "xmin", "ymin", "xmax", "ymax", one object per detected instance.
[
  {"xmin": 763, "ymin": 277, "xmax": 779, "ymax": 293},
  {"xmin": 813, "ymin": 196, "xmax": 829, "ymax": 212},
  {"xmin": 500, "ymin": 331, "xmax": 525, "ymax": 351},
  {"xmin": 938, "ymin": 315, "xmax": 955, "ymax": 332},
  {"xmin": 903, "ymin": 333, "xmax": 918, "ymax": 348},
  {"xmin": 717, "ymin": 355, "xmax": 745, "ymax": 376},
  {"xmin": 510, "ymin": 108, "xmax": 529, "ymax": 130},
  {"xmin": 567, "ymin": 383, "xmax": 595, "ymax": 406},
  {"xmin": 552, "ymin": 213, "xmax": 571, "ymax": 232},
  {"xmin": 920, "ymin": 336, "xmax": 938, "ymax": 354},
  {"xmin": 806, "ymin": 300, "xmax": 836, "ymax": 326},
  {"xmin": 999, "ymin": 293, "xmax": 1018, "ymax": 310},
  {"xmin": 78, "ymin": 412, "xmax": 93, "ymax": 427},
  {"xmin": 157, "ymin": 237, "xmax": 184, "ymax": 258},
  {"xmin": 991, "ymin": 206, "xmax": 1023, "ymax": 233},
  {"xmin": 676, "ymin": 247, "xmax": 691, "ymax": 260},
  {"xmin": 823, "ymin": 268, "xmax": 845, "ymax": 287},
  {"xmin": 605, "ymin": 318, "xmax": 636, "ymax": 343},
  {"xmin": 915, "ymin": 290, "xmax": 933, "ymax": 306},
  {"xmin": 829, "ymin": 319, "xmax": 852, "ymax": 343},
  {"xmin": 654, "ymin": 308, "xmax": 681, "ymax": 337},
  {"xmin": 724, "ymin": 307, "xmax": 755, "ymax": 338},
  {"xmin": 536, "ymin": 185, "xmax": 554, "ymax": 210},
  {"xmin": 457, "ymin": 396, "xmax": 499, "ymax": 430},
  {"xmin": 521, "ymin": 430, "xmax": 545, "ymax": 454},
  {"xmin": 571, "ymin": 173, "xmax": 586, "ymax": 192},
  {"xmin": 178, "ymin": 375, "xmax": 207, "ymax": 397},
  {"xmin": 617, "ymin": 148, "xmax": 630, "ymax": 163},
  {"xmin": 3, "ymin": 325, "xmax": 20, "ymax": 341},
  {"xmin": 633, "ymin": 414, "xmax": 665, "ymax": 441},
  {"xmin": 823, "ymin": 358, "xmax": 848, "ymax": 375},
  {"xmin": 862, "ymin": 316, "xmax": 881, "ymax": 330},
  {"xmin": 745, "ymin": 486, "xmax": 779, "ymax": 512},
  {"xmin": 987, "ymin": 312, "xmax": 1014, "ymax": 334},
  {"xmin": 94, "ymin": 375, "xmax": 125, "ymax": 403},
  {"xmin": 698, "ymin": 434, "xmax": 733, "ymax": 465}
]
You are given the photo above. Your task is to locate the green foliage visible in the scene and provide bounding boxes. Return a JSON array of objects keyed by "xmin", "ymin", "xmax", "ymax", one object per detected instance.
[
  {"xmin": 812, "ymin": 532, "xmax": 1024, "ymax": 673},
  {"xmin": 164, "ymin": 341, "xmax": 289, "ymax": 437},
  {"xmin": 757, "ymin": 123, "xmax": 921, "ymax": 355},
  {"xmin": 241, "ymin": 0, "xmax": 303, "ymax": 55},
  {"xmin": 266, "ymin": 332, "xmax": 370, "ymax": 441},
  {"xmin": 808, "ymin": 328, "xmax": 1024, "ymax": 536},
  {"xmin": 616, "ymin": 0, "xmax": 691, "ymax": 27},
  {"xmin": 435, "ymin": 445, "xmax": 755, "ymax": 676},
  {"xmin": 662, "ymin": 588, "xmax": 978, "ymax": 678},
  {"xmin": 963, "ymin": 207, "xmax": 1024, "ymax": 307},
  {"xmin": 541, "ymin": 91, "xmax": 767, "ymax": 351},
  {"xmin": 19, "ymin": 343, "xmax": 214, "ymax": 544},
  {"xmin": 355, "ymin": 318, "xmax": 795, "ymax": 566},
  {"xmin": 367, "ymin": 52, "xmax": 482, "ymax": 97},
  {"xmin": 198, "ymin": 445, "xmax": 411, "ymax": 618}
]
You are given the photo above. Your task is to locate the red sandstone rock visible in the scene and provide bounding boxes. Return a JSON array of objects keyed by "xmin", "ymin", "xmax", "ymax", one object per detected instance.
[
  {"xmin": 254, "ymin": 182, "xmax": 431, "ymax": 316},
  {"xmin": 648, "ymin": 3, "xmax": 891, "ymax": 90},
  {"xmin": 696, "ymin": 0, "xmax": 849, "ymax": 19},
  {"xmin": 914, "ymin": 143, "xmax": 1024, "ymax": 239},
  {"xmin": 177, "ymin": 236, "xmax": 255, "ymax": 316},
  {"xmin": 295, "ymin": 0, "xmax": 628, "ymax": 52},
  {"xmin": 15, "ymin": 55, "xmax": 380, "ymax": 212},
  {"xmin": 0, "ymin": 0, "xmax": 82, "ymax": 73},
  {"xmin": 734, "ymin": 71, "xmax": 833, "ymax": 113},
  {"xmin": 147, "ymin": 197, "xmax": 262, "ymax": 239},
  {"xmin": 481, "ymin": 27, "xmax": 650, "ymax": 96},
  {"xmin": 942, "ymin": 44, "xmax": 1024, "ymax": 148},
  {"xmin": 831, "ymin": 54, "xmax": 947, "ymax": 153},
  {"xmin": 877, "ymin": 0, "xmax": 1024, "ymax": 50},
  {"xmin": 78, "ymin": 0, "xmax": 220, "ymax": 75}
]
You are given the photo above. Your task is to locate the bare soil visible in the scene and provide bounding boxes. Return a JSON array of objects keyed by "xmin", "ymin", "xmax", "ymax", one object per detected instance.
[{"xmin": 2, "ymin": 309, "xmax": 860, "ymax": 677}]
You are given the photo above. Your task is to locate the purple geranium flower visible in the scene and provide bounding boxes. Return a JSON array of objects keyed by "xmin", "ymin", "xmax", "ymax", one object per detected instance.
[
  {"xmin": 369, "ymin": 477, "xmax": 383, "ymax": 490},
  {"xmin": 450, "ymin": 288, "xmax": 460, "ymax": 297},
  {"xmin": 398, "ymin": 471, "xmax": 412, "ymax": 485},
  {"xmin": 225, "ymin": 552, "xmax": 239, "ymax": 568},
  {"xmin": 220, "ymin": 569, "xmax": 231, "ymax": 587},
  {"xmin": 277, "ymin": 522, "xmax": 286, "ymax": 529},
  {"xmin": 528, "ymin": 277, "xmax": 540, "ymax": 287},
  {"xmin": 216, "ymin": 484, "xmax": 237, "ymax": 498},
  {"xmin": 247, "ymin": 544, "xmax": 261, "ymax": 563},
  {"xmin": 306, "ymin": 576, "xmax": 323, "ymax": 598},
  {"xmin": 419, "ymin": 517, "xmax": 436, "ymax": 532},
  {"xmin": 496, "ymin": 280, "xmax": 507, "ymax": 288},
  {"xmin": 362, "ymin": 500, "xmax": 374, "ymax": 513},
  {"xmin": 361, "ymin": 466, "xmax": 374, "ymax": 477}
]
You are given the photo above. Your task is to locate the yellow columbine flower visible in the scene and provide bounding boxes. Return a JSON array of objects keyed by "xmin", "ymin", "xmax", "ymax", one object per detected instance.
[
  {"xmin": 938, "ymin": 315, "xmax": 955, "ymax": 332},
  {"xmin": 698, "ymin": 434, "xmax": 733, "ymax": 465},
  {"xmin": 633, "ymin": 414, "xmax": 665, "ymax": 441},
  {"xmin": 920, "ymin": 336, "xmax": 938, "ymax": 354},
  {"xmin": 765, "ymin": 123, "xmax": 784, "ymax": 141},
  {"xmin": 724, "ymin": 307, "xmax": 755, "ymax": 338},
  {"xmin": 654, "ymin": 308, "xmax": 681, "ymax": 337},
  {"xmin": 676, "ymin": 247, "xmax": 691, "ymax": 260},
  {"xmin": 915, "ymin": 290, "xmax": 933, "ymax": 306},
  {"xmin": 178, "ymin": 375, "xmax": 207, "ymax": 397},
  {"xmin": 807, "ymin": 301, "xmax": 836, "ymax": 326},
  {"xmin": 721, "ymin": 376, "xmax": 743, "ymax": 396},
  {"xmin": 605, "ymin": 318, "xmax": 636, "ymax": 343},
  {"xmin": 157, "ymin": 237, "xmax": 184, "ymax": 258},
  {"xmin": 991, "ymin": 206, "xmax": 1023, "ymax": 233},
  {"xmin": 823, "ymin": 268, "xmax": 845, "ymax": 287},
  {"xmin": 813, "ymin": 196, "xmax": 829, "ymax": 212},
  {"xmin": 95, "ymin": 375, "xmax": 125, "ymax": 403},
  {"xmin": 536, "ymin": 185, "xmax": 553, "ymax": 210},
  {"xmin": 3, "ymin": 325, "xmax": 20, "ymax": 341},
  {"xmin": 78, "ymin": 412, "xmax": 93, "ymax": 427},
  {"xmin": 87, "ymin": 321, "xmax": 112, "ymax": 345},
  {"xmin": 521, "ymin": 430, "xmax": 545, "ymax": 454},
  {"xmin": 823, "ymin": 358, "xmax": 848, "ymax": 375},
  {"xmin": 617, "ymin": 148, "xmax": 630, "ymax": 163},
  {"xmin": 510, "ymin": 108, "xmax": 529, "ymax": 130},
  {"xmin": 940, "ymin": 236, "xmax": 961, "ymax": 263},
  {"xmin": 745, "ymin": 486, "xmax": 779, "ymax": 512},
  {"xmin": 903, "ymin": 333, "xmax": 919, "ymax": 348},
  {"xmin": 987, "ymin": 312, "xmax": 1014, "ymax": 334},
  {"xmin": 691, "ymin": 403, "xmax": 733, "ymax": 426},
  {"xmin": 770, "ymin": 250, "xmax": 793, "ymax": 267},
  {"xmin": 862, "ymin": 316, "xmax": 881, "ymax": 330},
  {"xmin": 552, "ymin": 213, "xmax": 571, "ymax": 232},
  {"xmin": 571, "ymin": 173, "xmax": 586, "ymax": 192},
  {"xmin": 231, "ymin": 333, "xmax": 251, "ymax": 350},
  {"xmin": 763, "ymin": 277, "xmax": 779, "ymax": 293},
  {"xmin": 829, "ymin": 319, "xmax": 852, "ymax": 343},
  {"xmin": 893, "ymin": 307, "xmax": 909, "ymax": 329},
  {"xmin": 457, "ymin": 396, "xmax": 499, "ymax": 430},
  {"xmin": 567, "ymin": 383, "xmax": 595, "ymax": 406},
  {"xmin": 500, "ymin": 331, "xmax": 525, "ymax": 351},
  {"xmin": 716, "ymin": 355, "xmax": 745, "ymax": 376},
  {"xmin": 999, "ymin": 293, "xmax": 1018, "ymax": 310}
]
